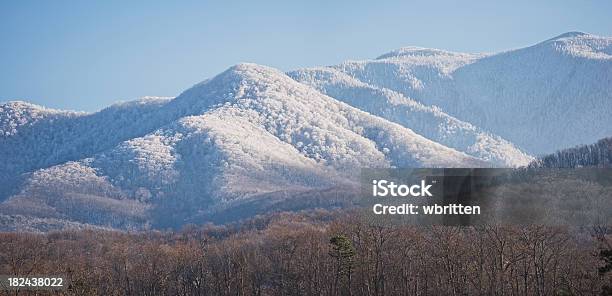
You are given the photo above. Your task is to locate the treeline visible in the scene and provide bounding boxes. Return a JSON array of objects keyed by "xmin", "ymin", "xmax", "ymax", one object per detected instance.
[
  {"xmin": 1, "ymin": 210, "xmax": 611, "ymax": 296},
  {"xmin": 531, "ymin": 137, "xmax": 612, "ymax": 168}
]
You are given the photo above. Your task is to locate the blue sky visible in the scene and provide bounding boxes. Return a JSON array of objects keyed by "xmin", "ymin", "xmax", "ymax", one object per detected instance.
[{"xmin": 1, "ymin": 0, "xmax": 611, "ymax": 112}]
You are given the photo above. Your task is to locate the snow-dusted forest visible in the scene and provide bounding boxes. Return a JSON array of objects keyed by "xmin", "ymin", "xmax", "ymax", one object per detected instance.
[{"xmin": 1, "ymin": 32, "xmax": 611, "ymax": 231}]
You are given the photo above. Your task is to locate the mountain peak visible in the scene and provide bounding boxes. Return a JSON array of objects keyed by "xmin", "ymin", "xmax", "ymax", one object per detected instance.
[
  {"xmin": 188, "ymin": 62, "xmax": 288, "ymax": 93},
  {"xmin": 1, "ymin": 100, "xmax": 46, "ymax": 111},
  {"xmin": 181, "ymin": 63, "xmax": 282, "ymax": 95},
  {"xmin": 549, "ymin": 31, "xmax": 590, "ymax": 41},
  {"xmin": 223, "ymin": 63, "xmax": 283, "ymax": 78},
  {"xmin": 171, "ymin": 62, "xmax": 316, "ymax": 117},
  {"xmin": 376, "ymin": 46, "xmax": 475, "ymax": 60},
  {"xmin": 536, "ymin": 31, "xmax": 612, "ymax": 59},
  {"xmin": 231, "ymin": 62, "xmax": 276, "ymax": 71},
  {"xmin": 0, "ymin": 101, "xmax": 80, "ymax": 137}
]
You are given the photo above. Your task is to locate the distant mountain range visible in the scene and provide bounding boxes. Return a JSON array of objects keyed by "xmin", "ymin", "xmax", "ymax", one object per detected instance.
[{"xmin": 1, "ymin": 32, "xmax": 611, "ymax": 231}]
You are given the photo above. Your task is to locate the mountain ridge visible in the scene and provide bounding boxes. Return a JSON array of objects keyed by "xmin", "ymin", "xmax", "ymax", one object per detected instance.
[
  {"xmin": 1, "ymin": 32, "xmax": 610, "ymax": 231},
  {"xmin": 330, "ymin": 31, "xmax": 612, "ymax": 155},
  {"xmin": 1, "ymin": 62, "xmax": 487, "ymax": 230}
]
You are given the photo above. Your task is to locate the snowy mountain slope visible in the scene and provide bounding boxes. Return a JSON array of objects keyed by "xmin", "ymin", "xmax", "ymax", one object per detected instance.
[
  {"xmin": 90, "ymin": 63, "xmax": 486, "ymax": 197},
  {"xmin": 0, "ymin": 102, "xmax": 85, "ymax": 199},
  {"xmin": 91, "ymin": 63, "xmax": 487, "ymax": 201},
  {"xmin": 92, "ymin": 110, "xmax": 344, "ymax": 202},
  {"xmin": 446, "ymin": 32, "xmax": 612, "ymax": 154},
  {"xmin": 1, "ymin": 63, "xmax": 488, "ymax": 230},
  {"xmin": 0, "ymin": 101, "xmax": 83, "ymax": 137},
  {"xmin": 168, "ymin": 64, "xmax": 486, "ymax": 169},
  {"xmin": 288, "ymin": 67, "xmax": 532, "ymax": 166},
  {"xmin": 2, "ymin": 32, "xmax": 610, "ymax": 230},
  {"xmin": 0, "ymin": 161, "xmax": 149, "ymax": 229},
  {"xmin": 1, "ymin": 113, "xmax": 341, "ymax": 229},
  {"xmin": 330, "ymin": 32, "xmax": 612, "ymax": 155},
  {"xmin": 331, "ymin": 47, "xmax": 481, "ymax": 100},
  {"xmin": 0, "ymin": 97, "xmax": 175, "ymax": 200}
]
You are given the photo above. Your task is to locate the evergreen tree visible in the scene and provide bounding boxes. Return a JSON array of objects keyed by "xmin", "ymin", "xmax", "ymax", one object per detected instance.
[{"xmin": 329, "ymin": 234, "xmax": 356, "ymax": 296}]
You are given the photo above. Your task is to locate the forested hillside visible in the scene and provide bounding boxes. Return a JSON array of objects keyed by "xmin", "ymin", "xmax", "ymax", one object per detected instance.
[
  {"xmin": 531, "ymin": 137, "xmax": 612, "ymax": 168},
  {"xmin": 1, "ymin": 211, "xmax": 610, "ymax": 295}
]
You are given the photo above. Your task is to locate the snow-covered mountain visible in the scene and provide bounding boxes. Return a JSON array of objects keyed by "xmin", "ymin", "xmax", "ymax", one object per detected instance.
[
  {"xmin": 288, "ymin": 67, "xmax": 532, "ymax": 166},
  {"xmin": 332, "ymin": 32, "xmax": 612, "ymax": 155},
  {"xmin": 0, "ymin": 64, "xmax": 486, "ymax": 230},
  {"xmin": 1, "ymin": 32, "xmax": 610, "ymax": 231}
]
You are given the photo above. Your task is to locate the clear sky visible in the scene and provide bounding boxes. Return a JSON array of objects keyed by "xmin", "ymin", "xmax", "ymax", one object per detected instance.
[{"xmin": 1, "ymin": 0, "xmax": 611, "ymax": 112}]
